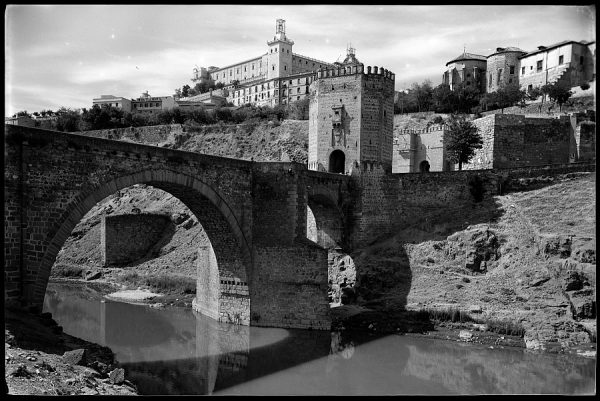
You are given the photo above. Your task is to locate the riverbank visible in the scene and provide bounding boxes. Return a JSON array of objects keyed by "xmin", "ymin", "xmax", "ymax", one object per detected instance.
[{"xmin": 4, "ymin": 305, "xmax": 138, "ymax": 395}]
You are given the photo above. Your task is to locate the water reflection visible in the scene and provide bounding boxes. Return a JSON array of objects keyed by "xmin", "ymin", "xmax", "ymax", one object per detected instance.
[{"xmin": 43, "ymin": 282, "xmax": 595, "ymax": 395}]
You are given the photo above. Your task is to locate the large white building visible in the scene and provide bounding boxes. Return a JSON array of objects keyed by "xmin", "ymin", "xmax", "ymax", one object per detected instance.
[{"xmin": 192, "ymin": 19, "xmax": 336, "ymax": 107}]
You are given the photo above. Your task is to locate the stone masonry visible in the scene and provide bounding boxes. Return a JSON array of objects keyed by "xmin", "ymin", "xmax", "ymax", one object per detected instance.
[
  {"xmin": 308, "ymin": 64, "xmax": 395, "ymax": 174},
  {"xmin": 101, "ymin": 213, "xmax": 171, "ymax": 266},
  {"xmin": 465, "ymin": 114, "xmax": 573, "ymax": 170},
  {"xmin": 4, "ymin": 124, "xmax": 595, "ymax": 331}
]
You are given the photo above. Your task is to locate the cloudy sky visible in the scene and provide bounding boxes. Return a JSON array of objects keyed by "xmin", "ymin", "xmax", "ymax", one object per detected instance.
[{"xmin": 5, "ymin": 4, "xmax": 595, "ymax": 116}]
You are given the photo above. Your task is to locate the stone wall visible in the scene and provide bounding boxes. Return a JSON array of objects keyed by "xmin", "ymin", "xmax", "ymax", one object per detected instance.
[
  {"xmin": 101, "ymin": 213, "xmax": 171, "ymax": 266},
  {"xmin": 576, "ymin": 121, "xmax": 596, "ymax": 161},
  {"xmin": 351, "ymin": 165, "xmax": 500, "ymax": 246},
  {"xmin": 464, "ymin": 114, "xmax": 573, "ymax": 170},
  {"xmin": 393, "ymin": 127, "xmax": 447, "ymax": 173}
]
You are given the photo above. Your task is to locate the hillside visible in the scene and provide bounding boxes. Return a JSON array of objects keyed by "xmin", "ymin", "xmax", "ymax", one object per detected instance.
[{"xmin": 351, "ymin": 172, "xmax": 596, "ymax": 350}]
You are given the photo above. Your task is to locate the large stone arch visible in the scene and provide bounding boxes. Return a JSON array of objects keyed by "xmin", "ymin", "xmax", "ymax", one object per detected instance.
[{"xmin": 30, "ymin": 169, "xmax": 251, "ymax": 317}]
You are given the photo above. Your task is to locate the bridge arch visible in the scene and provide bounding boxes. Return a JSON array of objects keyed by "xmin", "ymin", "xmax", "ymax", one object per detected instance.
[{"xmin": 33, "ymin": 169, "xmax": 252, "ymax": 321}]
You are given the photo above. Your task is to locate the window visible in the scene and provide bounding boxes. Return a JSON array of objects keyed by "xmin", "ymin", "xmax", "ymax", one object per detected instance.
[
  {"xmin": 521, "ymin": 66, "xmax": 525, "ymax": 75},
  {"xmin": 272, "ymin": 66, "xmax": 275, "ymax": 70},
  {"xmin": 466, "ymin": 73, "xmax": 471, "ymax": 78},
  {"xmin": 559, "ymin": 55, "xmax": 564, "ymax": 64},
  {"xmin": 489, "ymin": 74, "xmax": 492, "ymax": 88},
  {"xmin": 297, "ymin": 96, "xmax": 300, "ymax": 100},
  {"xmin": 497, "ymin": 69, "xmax": 502, "ymax": 85},
  {"xmin": 580, "ymin": 55, "xmax": 584, "ymax": 65},
  {"xmin": 509, "ymin": 66, "xmax": 515, "ymax": 74},
  {"xmin": 528, "ymin": 84, "xmax": 533, "ymax": 92},
  {"xmin": 536, "ymin": 60, "xmax": 543, "ymax": 72},
  {"xmin": 508, "ymin": 78, "xmax": 512, "ymax": 84},
  {"xmin": 284, "ymin": 65, "xmax": 287, "ymax": 70}
]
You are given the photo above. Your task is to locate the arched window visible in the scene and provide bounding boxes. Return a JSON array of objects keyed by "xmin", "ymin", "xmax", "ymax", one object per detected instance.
[{"xmin": 419, "ymin": 160, "xmax": 430, "ymax": 172}]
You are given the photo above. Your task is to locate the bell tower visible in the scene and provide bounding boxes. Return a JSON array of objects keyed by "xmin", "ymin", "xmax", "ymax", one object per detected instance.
[{"xmin": 266, "ymin": 19, "xmax": 294, "ymax": 80}]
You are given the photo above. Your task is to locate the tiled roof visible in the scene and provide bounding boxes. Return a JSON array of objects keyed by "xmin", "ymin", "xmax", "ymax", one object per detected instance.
[
  {"xmin": 445, "ymin": 52, "xmax": 487, "ymax": 66},
  {"xmin": 519, "ymin": 40, "xmax": 589, "ymax": 58}
]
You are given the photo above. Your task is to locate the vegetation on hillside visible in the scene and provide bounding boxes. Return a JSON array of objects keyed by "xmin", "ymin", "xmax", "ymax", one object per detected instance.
[
  {"xmin": 395, "ymin": 78, "xmax": 585, "ymax": 115},
  {"xmin": 11, "ymin": 97, "xmax": 311, "ymax": 133}
]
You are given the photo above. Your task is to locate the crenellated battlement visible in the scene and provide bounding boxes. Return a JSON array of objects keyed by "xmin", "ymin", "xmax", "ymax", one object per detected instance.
[
  {"xmin": 397, "ymin": 125, "xmax": 447, "ymax": 135},
  {"xmin": 316, "ymin": 63, "xmax": 395, "ymax": 82}
]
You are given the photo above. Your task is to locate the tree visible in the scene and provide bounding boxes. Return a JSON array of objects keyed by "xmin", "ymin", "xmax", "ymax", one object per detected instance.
[
  {"xmin": 432, "ymin": 83, "xmax": 455, "ymax": 113},
  {"xmin": 181, "ymin": 84, "xmax": 191, "ymax": 97},
  {"xmin": 409, "ymin": 80, "xmax": 434, "ymax": 112},
  {"xmin": 444, "ymin": 114, "xmax": 483, "ymax": 170},
  {"xmin": 453, "ymin": 82, "xmax": 481, "ymax": 114},
  {"xmin": 54, "ymin": 107, "xmax": 82, "ymax": 132},
  {"xmin": 541, "ymin": 82, "xmax": 573, "ymax": 112},
  {"xmin": 484, "ymin": 83, "xmax": 525, "ymax": 113}
]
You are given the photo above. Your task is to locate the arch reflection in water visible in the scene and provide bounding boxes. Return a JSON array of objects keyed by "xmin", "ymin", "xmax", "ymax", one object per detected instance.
[{"xmin": 44, "ymin": 283, "xmax": 596, "ymax": 395}]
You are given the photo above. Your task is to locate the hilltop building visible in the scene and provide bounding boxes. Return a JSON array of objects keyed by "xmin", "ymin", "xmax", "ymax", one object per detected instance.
[
  {"xmin": 92, "ymin": 95, "xmax": 132, "ymax": 113},
  {"xmin": 442, "ymin": 39, "xmax": 595, "ymax": 94},
  {"xmin": 131, "ymin": 91, "xmax": 176, "ymax": 115},
  {"xmin": 192, "ymin": 19, "xmax": 335, "ymax": 107}
]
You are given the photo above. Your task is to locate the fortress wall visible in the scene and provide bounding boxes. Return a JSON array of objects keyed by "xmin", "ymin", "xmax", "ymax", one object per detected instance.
[
  {"xmin": 101, "ymin": 213, "xmax": 171, "ymax": 266},
  {"xmin": 393, "ymin": 127, "xmax": 446, "ymax": 173},
  {"xmin": 351, "ymin": 165, "xmax": 500, "ymax": 246},
  {"xmin": 464, "ymin": 114, "xmax": 573, "ymax": 170}
]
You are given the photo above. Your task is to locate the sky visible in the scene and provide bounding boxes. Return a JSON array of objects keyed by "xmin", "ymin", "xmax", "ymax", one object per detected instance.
[{"xmin": 5, "ymin": 4, "xmax": 596, "ymax": 117}]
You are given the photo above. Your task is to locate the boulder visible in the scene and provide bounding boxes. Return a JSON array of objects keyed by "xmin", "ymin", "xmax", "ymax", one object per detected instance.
[
  {"xmin": 62, "ymin": 349, "xmax": 88, "ymax": 366},
  {"xmin": 568, "ymin": 289, "xmax": 596, "ymax": 319},
  {"xmin": 539, "ymin": 234, "xmax": 572, "ymax": 258},
  {"xmin": 459, "ymin": 330, "xmax": 473, "ymax": 341},
  {"xmin": 571, "ymin": 237, "xmax": 596, "ymax": 264},
  {"xmin": 85, "ymin": 270, "xmax": 102, "ymax": 281},
  {"xmin": 181, "ymin": 217, "xmax": 197, "ymax": 229},
  {"xmin": 463, "ymin": 226, "xmax": 500, "ymax": 272},
  {"xmin": 108, "ymin": 368, "xmax": 125, "ymax": 385},
  {"xmin": 171, "ymin": 211, "xmax": 189, "ymax": 225},
  {"xmin": 563, "ymin": 270, "xmax": 585, "ymax": 291}
]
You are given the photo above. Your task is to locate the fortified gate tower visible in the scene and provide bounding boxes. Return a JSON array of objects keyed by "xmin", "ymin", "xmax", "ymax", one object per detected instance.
[{"xmin": 308, "ymin": 47, "xmax": 395, "ymax": 174}]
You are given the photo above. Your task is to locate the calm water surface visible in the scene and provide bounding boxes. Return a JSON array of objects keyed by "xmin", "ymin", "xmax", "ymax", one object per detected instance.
[{"xmin": 43, "ymin": 282, "xmax": 596, "ymax": 395}]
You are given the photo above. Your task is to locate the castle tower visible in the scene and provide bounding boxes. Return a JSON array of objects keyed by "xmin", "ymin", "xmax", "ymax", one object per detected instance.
[
  {"xmin": 266, "ymin": 19, "xmax": 294, "ymax": 80},
  {"xmin": 486, "ymin": 47, "xmax": 526, "ymax": 93},
  {"xmin": 308, "ymin": 50, "xmax": 395, "ymax": 174}
]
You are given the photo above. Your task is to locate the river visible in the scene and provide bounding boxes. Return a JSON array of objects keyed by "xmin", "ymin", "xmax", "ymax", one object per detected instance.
[{"xmin": 43, "ymin": 281, "xmax": 596, "ymax": 395}]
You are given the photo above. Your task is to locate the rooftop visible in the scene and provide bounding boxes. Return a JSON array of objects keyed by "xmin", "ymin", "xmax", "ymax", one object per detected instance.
[
  {"xmin": 445, "ymin": 52, "xmax": 487, "ymax": 66},
  {"xmin": 519, "ymin": 40, "xmax": 593, "ymax": 58}
]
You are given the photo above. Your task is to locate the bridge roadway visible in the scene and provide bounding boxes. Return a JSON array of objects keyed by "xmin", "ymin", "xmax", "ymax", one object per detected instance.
[{"xmin": 4, "ymin": 125, "xmax": 355, "ymax": 330}]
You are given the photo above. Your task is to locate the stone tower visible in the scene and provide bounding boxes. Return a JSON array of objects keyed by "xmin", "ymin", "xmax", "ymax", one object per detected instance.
[
  {"xmin": 308, "ymin": 50, "xmax": 395, "ymax": 174},
  {"xmin": 266, "ymin": 19, "xmax": 294, "ymax": 80},
  {"xmin": 486, "ymin": 47, "xmax": 526, "ymax": 93}
]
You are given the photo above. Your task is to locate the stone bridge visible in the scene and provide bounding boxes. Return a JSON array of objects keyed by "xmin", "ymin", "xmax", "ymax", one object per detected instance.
[{"xmin": 4, "ymin": 125, "xmax": 355, "ymax": 330}]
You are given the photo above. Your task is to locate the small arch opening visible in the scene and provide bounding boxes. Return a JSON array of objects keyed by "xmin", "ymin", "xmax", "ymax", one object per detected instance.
[
  {"xmin": 419, "ymin": 160, "xmax": 430, "ymax": 172},
  {"xmin": 329, "ymin": 150, "xmax": 346, "ymax": 174}
]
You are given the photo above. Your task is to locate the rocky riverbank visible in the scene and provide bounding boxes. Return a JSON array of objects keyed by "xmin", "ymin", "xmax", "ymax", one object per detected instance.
[{"xmin": 4, "ymin": 305, "xmax": 138, "ymax": 395}]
